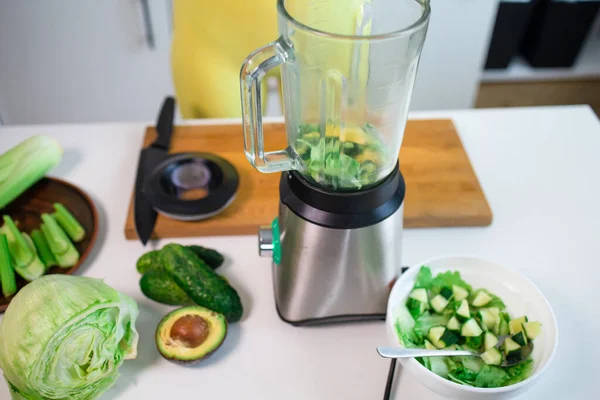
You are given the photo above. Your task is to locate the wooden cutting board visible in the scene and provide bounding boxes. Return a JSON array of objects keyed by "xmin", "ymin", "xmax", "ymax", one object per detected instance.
[{"xmin": 124, "ymin": 120, "xmax": 492, "ymax": 240}]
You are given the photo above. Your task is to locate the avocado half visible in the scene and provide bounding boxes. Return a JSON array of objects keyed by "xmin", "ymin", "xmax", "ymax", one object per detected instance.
[{"xmin": 156, "ymin": 305, "xmax": 228, "ymax": 364}]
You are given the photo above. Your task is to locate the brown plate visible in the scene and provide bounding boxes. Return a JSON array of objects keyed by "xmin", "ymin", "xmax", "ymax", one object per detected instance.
[{"xmin": 0, "ymin": 177, "xmax": 98, "ymax": 312}]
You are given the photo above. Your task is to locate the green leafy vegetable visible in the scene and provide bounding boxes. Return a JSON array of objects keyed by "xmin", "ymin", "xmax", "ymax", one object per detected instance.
[
  {"xmin": 0, "ymin": 275, "xmax": 139, "ymax": 399},
  {"xmin": 429, "ymin": 270, "xmax": 472, "ymax": 295},
  {"xmin": 413, "ymin": 266, "xmax": 434, "ymax": 288},
  {"xmin": 0, "ymin": 136, "xmax": 63, "ymax": 210},
  {"xmin": 394, "ymin": 304, "xmax": 419, "ymax": 348},
  {"xmin": 52, "ymin": 203, "xmax": 85, "ymax": 242},
  {"xmin": 0, "ymin": 233, "xmax": 17, "ymax": 297}
]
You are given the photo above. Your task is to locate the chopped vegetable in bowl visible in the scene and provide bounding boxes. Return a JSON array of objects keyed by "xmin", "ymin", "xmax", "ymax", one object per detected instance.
[{"xmin": 395, "ymin": 266, "xmax": 542, "ymax": 388}]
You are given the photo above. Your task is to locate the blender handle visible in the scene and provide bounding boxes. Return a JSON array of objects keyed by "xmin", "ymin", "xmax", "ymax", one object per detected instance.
[{"xmin": 240, "ymin": 39, "xmax": 293, "ymax": 173}]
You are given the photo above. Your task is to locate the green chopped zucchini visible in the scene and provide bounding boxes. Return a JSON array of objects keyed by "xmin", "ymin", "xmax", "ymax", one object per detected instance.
[
  {"xmin": 509, "ymin": 316, "xmax": 528, "ymax": 335},
  {"xmin": 428, "ymin": 326, "xmax": 446, "ymax": 346},
  {"xmin": 481, "ymin": 347, "xmax": 503, "ymax": 366},
  {"xmin": 409, "ymin": 288, "xmax": 428, "ymax": 303},
  {"xmin": 523, "ymin": 321, "xmax": 542, "ymax": 340},
  {"xmin": 511, "ymin": 331, "xmax": 528, "ymax": 346},
  {"xmin": 407, "ymin": 297, "xmax": 429, "ymax": 319},
  {"xmin": 439, "ymin": 286, "xmax": 453, "ymax": 300},
  {"xmin": 430, "ymin": 294, "xmax": 449, "ymax": 313},
  {"xmin": 436, "ymin": 329, "xmax": 459, "ymax": 349},
  {"xmin": 484, "ymin": 331, "xmax": 499, "ymax": 351},
  {"xmin": 503, "ymin": 337, "xmax": 521, "ymax": 354},
  {"xmin": 471, "ymin": 290, "xmax": 493, "ymax": 307},
  {"xmin": 452, "ymin": 284, "xmax": 469, "ymax": 301},
  {"xmin": 456, "ymin": 299, "xmax": 471, "ymax": 322},
  {"xmin": 447, "ymin": 316, "xmax": 461, "ymax": 331},
  {"xmin": 461, "ymin": 318, "xmax": 483, "ymax": 337},
  {"xmin": 477, "ymin": 309, "xmax": 500, "ymax": 331},
  {"xmin": 424, "ymin": 339, "xmax": 436, "ymax": 350}
]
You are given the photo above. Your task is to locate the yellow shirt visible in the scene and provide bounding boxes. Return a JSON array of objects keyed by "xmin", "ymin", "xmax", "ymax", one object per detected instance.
[{"xmin": 171, "ymin": 0, "xmax": 279, "ymax": 119}]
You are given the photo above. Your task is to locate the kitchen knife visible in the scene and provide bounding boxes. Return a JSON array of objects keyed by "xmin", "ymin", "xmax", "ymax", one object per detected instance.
[{"xmin": 134, "ymin": 96, "xmax": 176, "ymax": 245}]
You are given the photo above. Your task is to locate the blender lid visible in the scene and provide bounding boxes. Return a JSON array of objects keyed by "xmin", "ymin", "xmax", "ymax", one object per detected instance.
[{"xmin": 143, "ymin": 152, "xmax": 239, "ymax": 221}]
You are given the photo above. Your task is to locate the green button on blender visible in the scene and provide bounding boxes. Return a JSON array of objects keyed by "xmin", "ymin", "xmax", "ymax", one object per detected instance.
[{"xmin": 271, "ymin": 217, "xmax": 281, "ymax": 265}]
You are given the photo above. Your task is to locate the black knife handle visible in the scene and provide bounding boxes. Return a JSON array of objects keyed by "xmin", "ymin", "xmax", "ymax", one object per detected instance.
[{"xmin": 153, "ymin": 96, "xmax": 176, "ymax": 150}]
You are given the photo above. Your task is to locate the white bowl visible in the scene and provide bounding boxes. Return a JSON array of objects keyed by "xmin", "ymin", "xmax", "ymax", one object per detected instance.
[{"xmin": 386, "ymin": 255, "xmax": 558, "ymax": 400}]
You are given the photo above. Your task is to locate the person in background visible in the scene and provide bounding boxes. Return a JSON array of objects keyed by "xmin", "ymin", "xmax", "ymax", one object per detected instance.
[{"xmin": 171, "ymin": 0, "xmax": 280, "ymax": 119}]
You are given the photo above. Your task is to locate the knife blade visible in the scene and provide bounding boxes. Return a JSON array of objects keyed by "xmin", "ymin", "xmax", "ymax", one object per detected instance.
[{"xmin": 134, "ymin": 96, "xmax": 176, "ymax": 245}]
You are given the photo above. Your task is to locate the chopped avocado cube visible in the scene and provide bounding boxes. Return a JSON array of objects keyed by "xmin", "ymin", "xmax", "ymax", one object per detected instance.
[
  {"xmin": 484, "ymin": 331, "xmax": 499, "ymax": 351},
  {"xmin": 511, "ymin": 331, "xmax": 528, "ymax": 347},
  {"xmin": 428, "ymin": 326, "xmax": 446, "ymax": 346},
  {"xmin": 471, "ymin": 290, "xmax": 493, "ymax": 307},
  {"xmin": 424, "ymin": 340, "xmax": 437, "ymax": 350},
  {"xmin": 461, "ymin": 318, "xmax": 483, "ymax": 337},
  {"xmin": 430, "ymin": 294, "xmax": 449, "ymax": 313},
  {"xmin": 452, "ymin": 284, "xmax": 469, "ymax": 301},
  {"xmin": 523, "ymin": 321, "xmax": 542, "ymax": 340},
  {"xmin": 440, "ymin": 286, "xmax": 453, "ymax": 300},
  {"xmin": 447, "ymin": 316, "xmax": 461, "ymax": 331},
  {"xmin": 456, "ymin": 299, "xmax": 471, "ymax": 322},
  {"xmin": 409, "ymin": 288, "xmax": 429, "ymax": 303},
  {"xmin": 503, "ymin": 337, "xmax": 521, "ymax": 355},
  {"xmin": 481, "ymin": 347, "xmax": 503, "ymax": 366},
  {"xmin": 509, "ymin": 316, "xmax": 528, "ymax": 335},
  {"xmin": 437, "ymin": 329, "xmax": 459, "ymax": 348}
]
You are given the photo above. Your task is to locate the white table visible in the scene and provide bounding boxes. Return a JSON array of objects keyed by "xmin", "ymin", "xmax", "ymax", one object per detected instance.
[{"xmin": 1, "ymin": 105, "xmax": 599, "ymax": 400}]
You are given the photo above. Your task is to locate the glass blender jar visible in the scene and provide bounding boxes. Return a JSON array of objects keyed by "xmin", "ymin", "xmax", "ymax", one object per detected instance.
[{"xmin": 241, "ymin": 0, "xmax": 430, "ymax": 324}]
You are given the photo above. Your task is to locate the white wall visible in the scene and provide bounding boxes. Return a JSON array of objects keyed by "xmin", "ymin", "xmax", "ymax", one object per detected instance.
[
  {"xmin": 0, "ymin": 0, "xmax": 499, "ymax": 125},
  {"xmin": 0, "ymin": 0, "xmax": 175, "ymax": 125}
]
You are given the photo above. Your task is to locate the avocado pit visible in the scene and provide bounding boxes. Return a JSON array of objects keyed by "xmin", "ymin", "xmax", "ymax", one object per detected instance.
[{"xmin": 170, "ymin": 315, "xmax": 210, "ymax": 348}]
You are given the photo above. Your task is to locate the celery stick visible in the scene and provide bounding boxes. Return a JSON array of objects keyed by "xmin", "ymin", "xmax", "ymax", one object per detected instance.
[
  {"xmin": 40, "ymin": 214, "xmax": 68, "ymax": 255},
  {"xmin": 1, "ymin": 215, "xmax": 33, "ymax": 267},
  {"xmin": 40, "ymin": 220, "xmax": 79, "ymax": 268},
  {"xmin": 31, "ymin": 229, "xmax": 57, "ymax": 269},
  {"xmin": 52, "ymin": 203, "xmax": 85, "ymax": 242},
  {"xmin": 21, "ymin": 232, "xmax": 48, "ymax": 278},
  {"xmin": 0, "ymin": 234, "xmax": 17, "ymax": 297}
]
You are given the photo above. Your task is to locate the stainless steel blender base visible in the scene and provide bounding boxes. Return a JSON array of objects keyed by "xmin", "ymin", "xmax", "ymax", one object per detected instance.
[{"xmin": 266, "ymin": 202, "xmax": 404, "ymax": 326}]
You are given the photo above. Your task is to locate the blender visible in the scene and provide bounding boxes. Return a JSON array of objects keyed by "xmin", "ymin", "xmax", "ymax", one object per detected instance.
[{"xmin": 240, "ymin": 0, "xmax": 430, "ymax": 325}]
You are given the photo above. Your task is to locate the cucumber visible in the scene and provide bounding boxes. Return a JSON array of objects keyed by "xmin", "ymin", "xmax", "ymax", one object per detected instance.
[
  {"xmin": 452, "ymin": 284, "xmax": 469, "ymax": 301},
  {"xmin": 456, "ymin": 299, "xmax": 471, "ymax": 322},
  {"xmin": 484, "ymin": 331, "xmax": 499, "ymax": 351},
  {"xmin": 409, "ymin": 288, "xmax": 428, "ymax": 303},
  {"xmin": 439, "ymin": 286, "xmax": 453, "ymax": 300},
  {"xmin": 498, "ymin": 317, "xmax": 510, "ymax": 336},
  {"xmin": 461, "ymin": 318, "xmax": 483, "ymax": 337},
  {"xmin": 139, "ymin": 269, "xmax": 192, "ymax": 305},
  {"xmin": 436, "ymin": 329, "xmax": 459, "ymax": 349},
  {"xmin": 509, "ymin": 316, "xmax": 528, "ymax": 335},
  {"xmin": 471, "ymin": 290, "xmax": 493, "ymax": 307},
  {"xmin": 503, "ymin": 337, "xmax": 521, "ymax": 354},
  {"xmin": 511, "ymin": 331, "xmax": 528, "ymax": 346},
  {"xmin": 424, "ymin": 340, "xmax": 437, "ymax": 350},
  {"xmin": 523, "ymin": 321, "xmax": 542, "ymax": 340},
  {"xmin": 430, "ymin": 294, "xmax": 449, "ymax": 313},
  {"xmin": 447, "ymin": 316, "xmax": 461, "ymax": 331},
  {"xmin": 407, "ymin": 298, "xmax": 428, "ymax": 319},
  {"xmin": 477, "ymin": 309, "xmax": 499, "ymax": 331},
  {"xmin": 481, "ymin": 347, "xmax": 503, "ymax": 366},
  {"xmin": 428, "ymin": 326, "xmax": 446, "ymax": 346},
  {"xmin": 187, "ymin": 245, "xmax": 225, "ymax": 269},
  {"xmin": 160, "ymin": 244, "xmax": 243, "ymax": 322}
]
